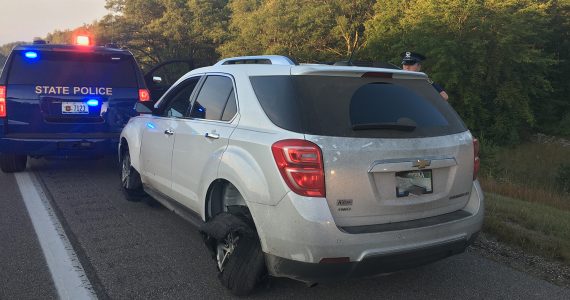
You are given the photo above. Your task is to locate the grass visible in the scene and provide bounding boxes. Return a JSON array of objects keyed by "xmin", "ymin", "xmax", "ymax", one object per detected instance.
[
  {"xmin": 479, "ymin": 139, "xmax": 570, "ymax": 264},
  {"xmin": 484, "ymin": 193, "xmax": 570, "ymax": 263}
]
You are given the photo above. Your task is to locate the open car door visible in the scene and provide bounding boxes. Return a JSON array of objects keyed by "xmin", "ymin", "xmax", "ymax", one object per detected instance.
[{"xmin": 144, "ymin": 60, "xmax": 194, "ymax": 102}]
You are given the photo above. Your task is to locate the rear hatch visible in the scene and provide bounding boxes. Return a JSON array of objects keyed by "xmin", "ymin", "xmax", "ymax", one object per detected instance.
[
  {"xmin": 4, "ymin": 48, "xmax": 142, "ymax": 137},
  {"xmin": 251, "ymin": 69, "xmax": 474, "ymax": 227}
]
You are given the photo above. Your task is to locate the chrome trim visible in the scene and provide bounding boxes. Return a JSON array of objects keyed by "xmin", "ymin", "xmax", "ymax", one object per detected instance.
[{"xmin": 369, "ymin": 157, "xmax": 457, "ymax": 173}]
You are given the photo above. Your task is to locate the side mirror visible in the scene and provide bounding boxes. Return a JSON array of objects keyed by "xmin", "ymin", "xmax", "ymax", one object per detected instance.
[
  {"xmin": 152, "ymin": 76, "xmax": 162, "ymax": 84},
  {"xmin": 135, "ymin": 102, "xmax": 154, "ymax": 114}
]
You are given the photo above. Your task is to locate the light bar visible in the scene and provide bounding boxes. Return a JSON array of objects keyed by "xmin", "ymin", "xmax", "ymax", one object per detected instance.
[
  {"xmin": 24, "ymin": 51, "xmax": 38, "ymax": 59},
  {"xmin": 86, "ymin": 99, "xmax": 99, "ymax": 107},
  {"xmin": 75, "ymin": 35, "xmax": 91, "ymax": 46}
]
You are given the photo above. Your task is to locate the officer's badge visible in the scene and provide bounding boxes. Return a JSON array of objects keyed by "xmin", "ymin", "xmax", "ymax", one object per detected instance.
[{"xmin": 405, "ymin": 52, "xmax": 411, "ymax": 58}]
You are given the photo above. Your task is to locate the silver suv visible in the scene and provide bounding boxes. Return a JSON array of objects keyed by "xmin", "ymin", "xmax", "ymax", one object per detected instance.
[{"xmin": 119, "ymin": 55, "xmax": 484, "ymax": 295}]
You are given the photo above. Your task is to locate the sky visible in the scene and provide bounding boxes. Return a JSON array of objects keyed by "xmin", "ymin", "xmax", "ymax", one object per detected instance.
[{"xmin": 0, "ymin": 0, "xmax": 108, "ymax": 45}]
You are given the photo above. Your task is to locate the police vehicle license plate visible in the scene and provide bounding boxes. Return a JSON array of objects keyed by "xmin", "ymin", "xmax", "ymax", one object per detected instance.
[
  {"xmin": 396, "ymin": 170, "xmax": 433, "ymax": 197},
  {"xmin": 61, "ymin": 102, "xmax": 89, "ymax": 114}
]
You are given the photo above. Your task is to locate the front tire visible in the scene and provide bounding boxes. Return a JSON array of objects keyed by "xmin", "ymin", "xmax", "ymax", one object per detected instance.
[
  {"xmin": 120, "ymin": 149, "xmax": 145, "ymax": 201},
  {"xmin": 200, "ymin": 213, "xmax": 266, "ymax": 296},
  {"xmin": 0, "ymin": 154, "xmax": 27, "ymax": 173}
]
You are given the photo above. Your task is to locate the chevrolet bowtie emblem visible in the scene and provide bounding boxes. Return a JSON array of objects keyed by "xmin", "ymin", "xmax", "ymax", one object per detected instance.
[{"xmin": 413, "ymin": 159, "xmax": 431, "ymax": 169}]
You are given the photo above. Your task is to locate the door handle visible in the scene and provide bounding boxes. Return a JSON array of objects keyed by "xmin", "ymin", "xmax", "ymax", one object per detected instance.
[
  {"xmin": 205, "ymin": 132, "xmax": 220, "ymax": 139},
  {"xmin": 164, "ymin": 129, "xmax": 174, "ymax": 136}
]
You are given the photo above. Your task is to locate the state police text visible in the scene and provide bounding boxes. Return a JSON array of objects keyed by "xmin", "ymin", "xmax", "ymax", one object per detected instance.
[{"xmin": 35, "ymin": 86, "xmax": 113, "ymax": 96}]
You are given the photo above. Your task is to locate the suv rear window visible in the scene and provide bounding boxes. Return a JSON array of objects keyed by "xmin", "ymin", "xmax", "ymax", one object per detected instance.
[
  {"xmin": 250, "ymin": 75, "xmax": 466, "ymax": 138},
  {"xmin": 7, "ymin": 51, "xmax": 138, "ymax": 87}
]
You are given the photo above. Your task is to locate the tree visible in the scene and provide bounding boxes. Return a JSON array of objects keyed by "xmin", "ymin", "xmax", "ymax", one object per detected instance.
[
  {"xmin": 220, "ymin": 0, "xmax": 375, "ymax": 62},
  {"xmin": 366, "ymin": 0, "xmax": 558, "ymax": 144},
  {"xmin": 96, "ymin": 0, "xmax": 228, "ymax": 71}
]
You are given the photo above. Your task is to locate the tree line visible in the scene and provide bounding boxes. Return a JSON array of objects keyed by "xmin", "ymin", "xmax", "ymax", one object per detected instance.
[{"xmin": 1, "ymin": 0, "xmax": 568, "ymax": 144}]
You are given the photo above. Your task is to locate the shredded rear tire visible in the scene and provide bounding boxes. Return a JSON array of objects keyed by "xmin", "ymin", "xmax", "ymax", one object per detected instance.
[{"xmin": 200, "ymin": 213, "xmax": 266, "ymax": 296}]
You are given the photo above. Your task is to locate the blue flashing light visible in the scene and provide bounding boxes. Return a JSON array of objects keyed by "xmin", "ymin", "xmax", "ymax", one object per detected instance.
[
  {"xmin": 146, "ymin": 122, "xmax": 156, "ymax": 129},
  {"xmin": 86, "ymin": 99, "xmax": 99, "ymax": 107},
  {"xmin": 24, "ymin": 51, "xmax": 38, "ymax": 59}
]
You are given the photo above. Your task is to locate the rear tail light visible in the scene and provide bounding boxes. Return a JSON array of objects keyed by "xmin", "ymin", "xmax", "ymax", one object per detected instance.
[
  {"xmin": 0, "ymin": 85, "xmax": 6, "ymax": 118},
  {"xmin": 272, "ymin": 139, "xmax": 326, "ymax": 197},
  {"xmin": 139, "ymin": 89, "xmax": 150, "ymax": 102},
  {"xmin": 473, "ymin": 138, "xmax": 480, "ymax": 180}
]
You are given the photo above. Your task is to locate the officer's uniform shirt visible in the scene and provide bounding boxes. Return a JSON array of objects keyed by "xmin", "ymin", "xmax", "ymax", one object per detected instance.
[{"xmin": 401, "ymin": 51, "xmax": 446, "ymax": 96}]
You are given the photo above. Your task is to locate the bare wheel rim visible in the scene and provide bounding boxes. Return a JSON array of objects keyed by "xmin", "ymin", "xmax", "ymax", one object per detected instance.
[
  {"xmin": 216, "ymin": 232, "xmax": 239, "ymax": 272},
  {"xmin": 121, "ymin": 154, "xmax": 131, "ymax": 187}
]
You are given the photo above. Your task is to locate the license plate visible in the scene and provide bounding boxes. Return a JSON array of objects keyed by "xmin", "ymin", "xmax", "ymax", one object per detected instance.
[
  {"xmin": 62, "ymin": 102, "xmax": 89, "ymax": 114},
  {"xmin": 396, "ymin": 170, "xmax": 433, "ymax": 197}
]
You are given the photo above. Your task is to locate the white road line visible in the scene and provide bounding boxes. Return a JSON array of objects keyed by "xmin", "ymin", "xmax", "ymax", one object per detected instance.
[{"xmin": 15, "ymin": 172, "xmax": 97, "ymax": 300}]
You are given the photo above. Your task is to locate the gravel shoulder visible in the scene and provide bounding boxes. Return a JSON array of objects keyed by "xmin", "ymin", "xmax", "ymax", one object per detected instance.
[{"xmin": 470, "ymin": 232, "xmax": 570, "ymax": 288}]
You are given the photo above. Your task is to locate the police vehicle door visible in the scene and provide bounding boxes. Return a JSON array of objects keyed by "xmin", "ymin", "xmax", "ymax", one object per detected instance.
[
  {"xmin": 139, "ymin": 77, "xmax": 200, "ymax": 196},
  {"xmin": 170, "ymin": 74, "xmax": 238, "ymax": 212}
]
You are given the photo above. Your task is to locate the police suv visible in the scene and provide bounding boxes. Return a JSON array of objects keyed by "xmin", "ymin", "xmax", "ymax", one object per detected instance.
[
  {"xmin": 119, "ymin": 55, "xmax": 484, "ymax": 295},
  {"xmin": 0, "ymin": 38, "xmax": 149, "ymax": 172}
]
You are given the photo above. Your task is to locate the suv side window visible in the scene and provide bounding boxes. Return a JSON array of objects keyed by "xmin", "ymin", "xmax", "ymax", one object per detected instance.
[
  {"xmin": 189, "ymin": 75, "xmax": 236, "ymax": 121},
  {"xmin": 161, "ymin": 78, "xmax": 200, "ymax": 118}
]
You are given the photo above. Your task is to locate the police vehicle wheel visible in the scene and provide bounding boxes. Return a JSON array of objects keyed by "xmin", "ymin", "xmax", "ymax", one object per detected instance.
[
  {"xmin": 0, "ymin": 154, "xmax": 27, "ymax": 173},
  {"xmin": 200, "ymin": 213, "xmax": 266, "ymax": 296},
  {"xmin": 121, "ymin": 150, "xmax": 145, "ymax": 201}
]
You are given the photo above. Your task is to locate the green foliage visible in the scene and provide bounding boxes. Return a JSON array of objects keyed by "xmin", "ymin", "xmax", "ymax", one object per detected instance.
[
  {"xmin": 556, "ymin": 164, "xmax": 570, "ymax": 193},
  {"xmin": 95, "ymin": 0, "xmax": 229, "ymax": 70},
  {"xmin": 0, "ymin": 41, "xmax": 26, "ymax": 69},
  {"xmin": 220, "ymin": 0, "xmax": 375, "ymax": 62},
  {"xmin": 45, "ymin": 29, "xmax": 74, "ymax": 44},
  {"xmin": 366, "ymin": 0, "xmax": 565, "ymax": 145},
  {"xmin": 1, "ymin": 0, "xmax": 568, "ymax": 146},
  {"xmin": 485, "ymin": 193, "xmax": 570, "ymax": 263}
]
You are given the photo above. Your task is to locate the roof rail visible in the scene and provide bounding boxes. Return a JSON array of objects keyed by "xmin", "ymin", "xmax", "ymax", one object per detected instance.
[{"xmin": 215, "ymin": 55, "xmax": 296, "ymax": 66}]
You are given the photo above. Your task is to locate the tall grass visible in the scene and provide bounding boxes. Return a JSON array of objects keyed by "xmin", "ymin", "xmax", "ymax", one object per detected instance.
[
  {"xmin": 480, "ymin": 142, "xmax": 570, "ymax": 210},
  {"xmin": 485, "ymin": 193, "xmax": 570, "ymax": 263}
]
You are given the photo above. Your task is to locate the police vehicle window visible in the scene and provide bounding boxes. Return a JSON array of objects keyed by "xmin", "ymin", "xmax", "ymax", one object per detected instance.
[
  {"xmin": 221, "ymin": 90, "xmax": 237, "ymax": 121},
  {"xmin": 8, "ymin": 51, "xmax": 138, "ymax": 87},
  {"xmin": 190, "ymin": 75, "xmax": 234, "ymax": 121},
  {"xmin": 162, "ymin": 79, "xmax": 199, "ymax": 118}
]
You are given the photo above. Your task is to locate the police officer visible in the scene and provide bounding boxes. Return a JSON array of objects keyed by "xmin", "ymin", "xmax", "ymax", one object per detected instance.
[{"xmin": 401, "ymin": 51, "xmax": 449, "ymax": 101}]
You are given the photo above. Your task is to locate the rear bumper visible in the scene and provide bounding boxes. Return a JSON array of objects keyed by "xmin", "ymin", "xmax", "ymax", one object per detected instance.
[
  {"xmin": 248, "ymin": 181, "xmax": 484, "ymax": 282},
  {"xmin": 0, "ymin": 135, "xmax": 119, "ymax": 156},
  {"xmin": 265, "ymin": 234, "xmax": 476, "ymax": 283}
]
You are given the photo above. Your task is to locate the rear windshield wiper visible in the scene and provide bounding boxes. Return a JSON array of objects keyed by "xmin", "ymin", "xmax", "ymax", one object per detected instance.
[{"xmin": 352, "ymin": 122, "xmax": 416, "ymax": 131}]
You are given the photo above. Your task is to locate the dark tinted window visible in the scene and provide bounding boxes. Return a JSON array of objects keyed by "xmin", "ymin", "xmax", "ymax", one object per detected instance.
[
  {"xmin": 190, "ymin": 75, "xmax": 234, "ymax": 121},
  {"xmin": 350, "ymin": 83, "xmax": 448, "ymax": 127},
  {"xmin": 250, "ymin": 75, "xmax": 466, "ymax": 138},
  {"xmin": 221, "ymin": 90, "xmax": 237, "ymax": 121},
  {"xmin": 8, "ymin": 51, "xmax": 138, "ymax": 87},
  {"xmin": 162, "ymin": 78, "xmax": 199, "ymax": 118}
]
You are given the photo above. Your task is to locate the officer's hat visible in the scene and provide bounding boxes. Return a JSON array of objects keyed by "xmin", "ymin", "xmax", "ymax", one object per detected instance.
[{"xmin": 401, "ymin": 51, "xmax": 426, "ymax": 65}]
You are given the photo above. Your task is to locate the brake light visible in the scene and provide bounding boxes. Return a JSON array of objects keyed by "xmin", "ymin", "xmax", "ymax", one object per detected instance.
[
  {"xmin": 272, "ymin": 139, "xmax": 325, "ymax": 197},
  {"xmin": 0, "ymin": 86, "xmax": 6, "ymax": 118},
  {"xmin": 75, "ymin": 35, "xmax": 91, "ymax": 46},
  {"xmin": 361, "ymin": 72, "xmax": 393, "ymax": 78},
  {"xmin": 139, "ymin": 89, "xmax": 150, "ymax": 102},
  {"xmin": 473, "ymin": 138, "xmax": 480, "ymax": 180}
]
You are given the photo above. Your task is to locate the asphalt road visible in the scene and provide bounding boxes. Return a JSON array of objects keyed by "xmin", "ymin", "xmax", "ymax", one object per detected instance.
[{"xmin": 1, "ymin": 156, "xmax": 569, "ymax": 299}]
